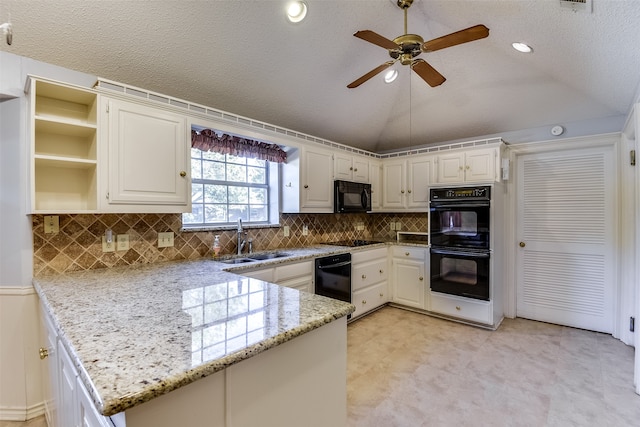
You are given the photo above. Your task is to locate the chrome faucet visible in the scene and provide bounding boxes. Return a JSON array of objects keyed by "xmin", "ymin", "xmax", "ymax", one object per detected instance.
[{"xmin": 237, "ymin": 218, "xmax": 247, "ymax": 255}]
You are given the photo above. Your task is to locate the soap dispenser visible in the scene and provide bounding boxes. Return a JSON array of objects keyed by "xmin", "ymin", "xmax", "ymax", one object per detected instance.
[{"xmin": 213, "ymin": 235, "xmax": 221, "ymax": 258}]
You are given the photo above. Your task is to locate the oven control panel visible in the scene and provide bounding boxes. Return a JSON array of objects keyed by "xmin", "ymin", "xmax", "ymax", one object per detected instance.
[{"xmin": 431, "ymin": 186, "xmax": 491, "ymax": 201}]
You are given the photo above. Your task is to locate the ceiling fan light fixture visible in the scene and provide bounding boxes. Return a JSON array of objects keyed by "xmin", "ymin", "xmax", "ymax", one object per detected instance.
[
  {"xmin": 512, "ymin": 42, "xmax": 533, "ymax": 53},
  {"xmin": 384, "ymin": 69, "xmax": 398, "ymax": 84},
  {"xmin": 286, "ymin": 1, "xmax": 308, "ymax": 23}
]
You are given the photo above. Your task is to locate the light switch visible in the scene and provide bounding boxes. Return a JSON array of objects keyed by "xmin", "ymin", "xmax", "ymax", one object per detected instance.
[
  {"xmin": 158, "ymin": 232, "xmax": 174, "ymax": 248},
  {"xmin": 117, "ymin": 234, "xmax": 130, "ymax": 251},
  {"xmin": 44, "ymin": 215, "xmax": 59, "ymax": 234},
  {"xmin": 395, "ymin": 222, "xmax": 402, "ymax": 231}
]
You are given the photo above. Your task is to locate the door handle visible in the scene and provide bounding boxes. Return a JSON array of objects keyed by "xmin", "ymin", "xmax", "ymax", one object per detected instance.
[{"xmin": 519, "ymin": 242, "xmax": 526, "ymax": 247}]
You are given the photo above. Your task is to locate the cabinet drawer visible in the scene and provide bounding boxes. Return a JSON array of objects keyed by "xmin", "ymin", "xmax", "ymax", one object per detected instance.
[
  {"xmin": 352, "ymin": 282, "xmax": 388, "ymax": 319},
  {"xmin": 352, "ymin": 247, "xmax": 387, "ymax": 264},
  {"xmin": 429, "ymin": 292, "xmax": 492, "ymax": 324},
  {"xmin": 391, "ymin": 246, "xmax": 426, "ymax": 260},
  {"xmin": 277, "ymin": 275, "xmax": 313, "ymax": 293},
  {"xmin": 352, "ymin": 259, "xmax": 388, "ymax": 291},
  {"xmin": 274, "ymin": 261, "xmax": 313, "ymax": 282}
]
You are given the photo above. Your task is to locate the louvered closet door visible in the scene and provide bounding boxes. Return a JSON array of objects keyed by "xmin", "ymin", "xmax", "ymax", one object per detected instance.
[{"xmin": 516, "ymin": 146, "xmax": 615, "ymax": 333}]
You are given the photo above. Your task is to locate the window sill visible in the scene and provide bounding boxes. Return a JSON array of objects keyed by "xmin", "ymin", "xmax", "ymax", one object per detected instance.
[{"xmin": 181, "ymin": 223, "xmax": 281, "ymax": 233}]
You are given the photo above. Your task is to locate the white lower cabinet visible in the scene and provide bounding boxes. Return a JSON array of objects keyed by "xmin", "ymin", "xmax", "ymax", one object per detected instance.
[
  {"xmin": 274, "ymin": 260, "xmax": 313, "ymax": 293},
  {"xmin": 40, "ymin": 303, "xmax": 116, "ymax": 427},
  {"xmin": 351, "ymin": 247, "xmax": 389, "ymax": 319},
  {"xmin": 429, "ymin": 292, "xmax": 492, "ymax": 324},
  {"xmin": 391, "ymin": 246, "xmax": 428, "ymax": 310}
]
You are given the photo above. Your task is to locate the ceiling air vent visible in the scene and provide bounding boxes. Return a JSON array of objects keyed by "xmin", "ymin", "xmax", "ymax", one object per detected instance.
[{"xmin": 559, "ymin": 0, "xmax": 592, "ymax": 13}]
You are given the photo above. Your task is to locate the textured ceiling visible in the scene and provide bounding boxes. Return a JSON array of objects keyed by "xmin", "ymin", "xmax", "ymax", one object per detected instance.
[{"xmin": 1, "ymin": 0, "xmax": 639, "ymax": 153}]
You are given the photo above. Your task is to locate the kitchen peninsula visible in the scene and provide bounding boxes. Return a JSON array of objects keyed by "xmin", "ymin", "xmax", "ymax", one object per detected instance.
[{"xmin": 34, "ymin": 258, "xmax": 354, "ymax": 427}]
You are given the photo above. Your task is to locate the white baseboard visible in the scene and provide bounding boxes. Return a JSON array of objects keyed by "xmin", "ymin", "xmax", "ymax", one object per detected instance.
[
  {"xmin": 0, "ymin": 286, "xmax": 36, "ymax": 296},
  {"xmin": 0, "ymin": 401, "xmax": 45, "ymax": 421}
]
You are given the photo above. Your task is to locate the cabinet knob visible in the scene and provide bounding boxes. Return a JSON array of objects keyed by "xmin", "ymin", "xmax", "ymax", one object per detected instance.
[
  {"xmin": 362, "ymin": 274, "xmax": 366, "ymax": 279},
  {"xmin": 354, "ymin": 168, "xmax": 358, "ymax": 172},
  {"xmin": 519, "ymin": 242, "xmax": 526, "ymax": 247},
  {"xmin": 459, "ymin": 166, "xmax": 463, "ymax": 170},
  {"xmin": 379, "ymin": 293, "xmax": 384, "ymax": 297},
  {"xmin": 179, "ymin": 171, "xmax": 187, "ymax": 177},
  {"xmin": 362, "ymin": 300, "xmax": 367, "ymax": 305},
  {"xmin": 401, "ymin": 190, "xmax": 405, "ymax": 194},
  {"xmin": 379, "ymin": 269, "xmax": 384, "ymax": 274},
  {"xmin": 350, "ymin": 167, "xmax": 353, "ymax": 171},
  {"xmin": 465, "ymin": 165, "xmax": 470, "ymax": 170},
  {"xmin": 455, "ymin": 306, "xmax": 461, "ymax": 311},
  {"xmin": 419, "ymin": 276, "xmax": 424, "ymax": 281},
  {"xmin": 39, "ymin": 347, "xmax": 49, "ymax": 360},
  {"xmin": 304, "ymin": 185, "xmax": 309, "ymax": 189},
  {"xmin": 405, "ymin": 252, "xmax": 410, "ymax": 256}
]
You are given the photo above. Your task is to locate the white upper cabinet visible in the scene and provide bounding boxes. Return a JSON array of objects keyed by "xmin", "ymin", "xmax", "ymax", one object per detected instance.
[
  {"xmin": 334, "ymin": 153, "xmax": 369, "ymax": 183},
  {"xmin": 28, "ymin": 77, "xmax": 99, "ymax": 213},
  {"xmin": 369, "ymin": 160, "xmax": 382, "ymax": 210},
  {"xmin": 102, "ymin": 97, "xmax": 190, "ymax": 211},
  {"xmin": 436, "ymin": 147, "xmax": 498, "ymax": 184},
  {"xmin": 381, "ymin": 155, "xmax": 434, "ymax": 210},
  {"xmin": 282, "ymin": 145, "xmax": 334, "ymax": 213}
]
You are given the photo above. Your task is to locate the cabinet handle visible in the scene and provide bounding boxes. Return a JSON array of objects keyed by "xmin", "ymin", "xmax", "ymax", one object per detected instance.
[
  {"xmin": 362, "ymin": 300, "xmax": 367, "ymax": 305},
  {"xmin": 304, "ymin": 185, "xmax": 309, "ymax": 189},
  {"xmin": 419, "ymin": 276, "xmax": 424, "ymax": 281},
  {"xmin": 39, "ymin": 348, "xmax": 49, "ymax": 360},
  {"xmin": 362, "ymin": 274, "xmax": 366, "ymax": 279},
  {"xmin": 179, "ymin": 171, "xmax": 187, "ymax": 177},
  {"xmin": 456, "ymin": 306, "xmax": 461, "ymax": 311}
]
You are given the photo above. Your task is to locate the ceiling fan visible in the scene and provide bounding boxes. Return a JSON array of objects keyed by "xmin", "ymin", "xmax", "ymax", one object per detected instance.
[{"xmin": 347, "ymin": 0, "xmax": 489, "ymax": 89}]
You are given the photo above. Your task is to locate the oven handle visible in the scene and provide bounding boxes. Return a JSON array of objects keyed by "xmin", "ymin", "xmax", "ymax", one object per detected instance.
[
  {"xmin": 430, "ymin": 202, "xmax": 490, "ymax": 208},
  {"xmin": 430, "ymin": 248, "xmax": 490, "ymax": 258},
  {"xmin": 317, "ymin": 260, "xmax": 352, "ymax": 269}
]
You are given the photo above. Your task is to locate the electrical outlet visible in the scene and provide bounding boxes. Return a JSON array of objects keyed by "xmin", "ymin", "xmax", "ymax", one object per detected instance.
[
  {"xmin": 357, "ymin": 223, "xmax": 365, "ymax": 231},
  {"xmin": 395, "ymin": 222, "xmax": 402, "ymax": 231},
  {"xmin": 283, "ymin": 226, "xmax": 290, "ymax": 237},
  {"xmin": 44, "ymin": 215, "xmax": 60, "ymax": 234},
  {"xmin": 302, "ymin": 225, "xmax": 309, "ymax": 236},
  {"xmin": 390, "ymin": 222, "xmax": 396, "ymax": 231},
  {"xmin": 102, "ymin": 236, "xmax": 115, "ymax": 252},
  {"xmin": 117, "ymin": 234, "xmax": 130, "ymax": 251},
  {"xmin": 158, "ymin": 232, "xmax": 174, "ymax": 248}
]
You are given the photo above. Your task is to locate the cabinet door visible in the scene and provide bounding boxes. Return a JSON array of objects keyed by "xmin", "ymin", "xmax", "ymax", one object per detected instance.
[
  {"xmin": 465, "ymin": 148, "xmax": 496, "ymax": 182},
  {"xmin": 392, "ymin": 257, "xmax": 425, "ymax": 309},
  {"xmin": 382, "ymin": 160, "xmax": 406, "ymax": 209},
  {"xmin": 107, "ymin": 98, "xmax": 189, "ymax": 206},
  {"xmin": 369, "ymin": 161, "xmax": 381, "ymax": 210},
  {"xmin": 333, "ymin": 153, "xmax": 353, "ymax": 181},
  {"xmin": 77, "ymin": 377, "xmax": 113, "ymax": 427},
  {"xmin": 407, "ymin": 156, "xmax": 433, "ymax": 208},
  {"xmin": 58, "ymin": 342, "xmax": 79, "ymax": 427},
  {"xmin": 40, "ymin": 307, "xmax": 59, "ymax": 427},
  {"xmin": 436, "ymin": 152, "xmax": 464, "ymax": 183},
  {"xmin": 301, "ymin": 147, "xmax": 333, "ymax": 209},
  {"xmin": 242, "ymin": 268, "xmax": 275, "ymax": 282},
  {"xmin": 352, "ymin": 157, "xmax": 369, "ymax": 182}
]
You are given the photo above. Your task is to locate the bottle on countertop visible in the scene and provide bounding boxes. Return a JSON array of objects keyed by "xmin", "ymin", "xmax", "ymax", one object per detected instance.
[{"xmin": 213, "ymin": 235, "xmax": 221, "ymax": 258}]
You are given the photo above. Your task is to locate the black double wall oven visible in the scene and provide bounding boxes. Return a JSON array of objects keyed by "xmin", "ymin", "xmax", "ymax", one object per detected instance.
[{"xmin": 430, "ymin": 186, "xmax": 491, "ymax": 301}]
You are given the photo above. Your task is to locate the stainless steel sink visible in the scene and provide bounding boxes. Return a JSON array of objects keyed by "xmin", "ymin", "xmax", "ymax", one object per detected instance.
[
  {"xmin": 246, "ymin": 252, "xmax": 290, "ymax": 261},
  {"xmin": 220, "ymin": 258, "xmax": 255, "ymax": 264}
]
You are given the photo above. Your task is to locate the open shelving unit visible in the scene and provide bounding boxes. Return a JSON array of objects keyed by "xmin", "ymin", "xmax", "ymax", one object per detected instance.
[{"xmin": 29, "ymin": 78, "xmax": 99, "ymax": 212}]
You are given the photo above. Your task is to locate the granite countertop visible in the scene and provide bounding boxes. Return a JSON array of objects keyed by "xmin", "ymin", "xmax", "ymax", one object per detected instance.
[{"xmin": 33, "ymin": 249, "xmax": 356, "ymax": 417}]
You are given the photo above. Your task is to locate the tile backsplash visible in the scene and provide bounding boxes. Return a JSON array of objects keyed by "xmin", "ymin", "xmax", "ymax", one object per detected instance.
[{"xmin": 32, "ymin": 212, "xmax": 427, "ymax": 275}]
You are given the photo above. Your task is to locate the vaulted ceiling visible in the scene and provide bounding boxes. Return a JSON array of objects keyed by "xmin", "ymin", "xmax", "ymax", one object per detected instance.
[{"xmin": 2, "ymin": 0, "xmax": 639, "ymax": 153}]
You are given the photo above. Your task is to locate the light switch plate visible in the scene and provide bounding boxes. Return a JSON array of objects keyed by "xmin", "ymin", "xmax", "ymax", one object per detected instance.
[
  {"xmin": 158, "ymin": 232, "xmax": 174, "ymax": 248},
  {"xmin": 117, "ymin": 234, "xmax": 130, "ymax": 251},
  {"xmin": 302, "ymin": 225, "xmax": 309, "ymax": 236},
  {"xmin": 283, "ymin": 226, "xmax": 290, "ymax": 237},
  {"xmin": 102, "ymin": 236, "xmax": 115, "ymax": 252},
  {"xmin": 395, "ymin": 222, "xmax": 402, "ymax": 231}
]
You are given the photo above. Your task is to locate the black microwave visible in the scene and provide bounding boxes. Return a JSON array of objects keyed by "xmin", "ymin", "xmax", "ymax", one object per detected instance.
[{"xmin": 334, "ymin": 180, "xmax": 372, "ymax": 213}]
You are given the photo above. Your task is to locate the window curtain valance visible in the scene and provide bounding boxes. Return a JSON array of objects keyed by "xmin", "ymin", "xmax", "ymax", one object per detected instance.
[{"xmin": 191, "ymin": 129, "xmax": 287, "ymax": 163}]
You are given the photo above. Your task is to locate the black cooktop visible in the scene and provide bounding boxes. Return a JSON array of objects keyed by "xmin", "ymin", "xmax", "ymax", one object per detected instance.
[{"xmin": 324, "ymin": 240, "xmax": 384, "ymax": 247}]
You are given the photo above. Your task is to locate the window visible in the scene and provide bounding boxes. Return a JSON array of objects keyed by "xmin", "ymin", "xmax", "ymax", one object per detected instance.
[{"xmin": 183, "ymin": 148, "xmax": 272, "ymax": 227}]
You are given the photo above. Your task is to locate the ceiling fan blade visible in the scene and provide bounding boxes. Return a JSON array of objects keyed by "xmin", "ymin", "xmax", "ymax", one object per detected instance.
[
  {"xmin": 354, "ymin": 30, "xmax": 400, "ymax": 50},
  {"xmin": 347, "ymin": 61, "xmax": 395, "ymax": 89},
  {"xmin": 422, "ymin": 24, "xmax": 489, "ymax": 52},
  {"xmin": 411, "ymin": 59, "xmax": 446, "ymax": 87}
]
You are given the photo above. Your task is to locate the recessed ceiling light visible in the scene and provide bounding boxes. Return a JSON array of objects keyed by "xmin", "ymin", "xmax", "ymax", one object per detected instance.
[
  {"xmin": 512, "ymin": 42, "xmax": 533, "ymax": 53},
  {"xmin": 384, "ymin": 69, "xmax": 398, "ymax": 84},
  {"xmin": 286, "ymin": 1, "xmax": 308, "ymax": 23}
]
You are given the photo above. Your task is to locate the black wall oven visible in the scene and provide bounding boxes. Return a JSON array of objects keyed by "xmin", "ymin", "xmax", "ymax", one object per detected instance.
[{"xmin": 430, "ymin": 186, "xmax": 491, "ymax": 301}]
